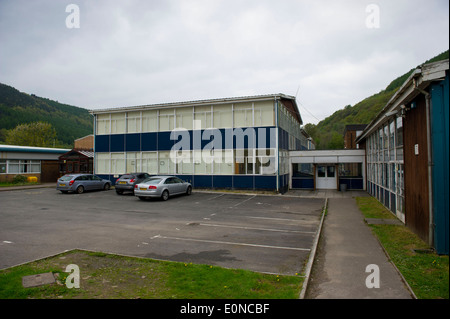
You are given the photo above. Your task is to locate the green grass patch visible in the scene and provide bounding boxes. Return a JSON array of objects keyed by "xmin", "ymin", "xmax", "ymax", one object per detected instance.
[
  {"xmin": 356, "ymin": 197, "xmax": 449, "ymax": 299},
  {"xmin": 0, "ymin": 250, "xmax": 303, "ymax": 299}
]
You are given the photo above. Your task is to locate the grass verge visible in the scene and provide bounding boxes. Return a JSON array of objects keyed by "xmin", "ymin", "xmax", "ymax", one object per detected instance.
[
  {"xmin": 356, "ymin": 197, "xmax": 449, "ymax": 299},
  {"xmin": 0, "ymin": 250, "xmax": 303, "ymax": 299}
]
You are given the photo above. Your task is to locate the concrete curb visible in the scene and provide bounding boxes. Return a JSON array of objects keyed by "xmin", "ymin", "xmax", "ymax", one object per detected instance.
[
  {"xmin": 0, "ymin": 183, "xmax": 55, "ymax": 192},
  {"xmin": 299, "ymin": 197, "xmax": 328, "ymax": 299}
]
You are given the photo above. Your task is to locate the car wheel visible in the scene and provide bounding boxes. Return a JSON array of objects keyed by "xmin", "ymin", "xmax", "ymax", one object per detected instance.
[
  {"xmin": 76, "ymin": 185, "xmax": 84, "ymax": 194},
  {"xmin": 104, "ymin": 183, "xmax": 111, "ymax": 191},
  {"xmin": 161, "ymin": 190, "xmax": 169, "ymax": 201},
  {"xmin": 186, "ymin": 186, "xmax": 192, "ymax": 195}
]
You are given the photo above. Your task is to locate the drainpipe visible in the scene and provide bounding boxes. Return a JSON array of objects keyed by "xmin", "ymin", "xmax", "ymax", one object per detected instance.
[
  {"xmin": 275, "ymin": 97, "xmax": 279, "ymax": 193},
  {"xmin": 414, "ymin": 78, "xmax": 434, "ymax": 248}
]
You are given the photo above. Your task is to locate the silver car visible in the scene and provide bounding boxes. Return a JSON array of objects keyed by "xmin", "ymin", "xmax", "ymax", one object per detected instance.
[
  {"xmin": 57, "ymin": 174, "xmax": 111, "ymax": 194},
  {"xmin": 134, "ymin": 176, "xmax": 192, "ymax": 201}
]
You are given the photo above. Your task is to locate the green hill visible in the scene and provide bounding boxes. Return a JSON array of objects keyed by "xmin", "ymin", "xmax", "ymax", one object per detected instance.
[
  {"xmin": 304, "ymin": 50, "xmax": 449, "ymax": 149},
  {"xmin": 0, "ymin": 83, "xmax": 93, "ymax": 148}
]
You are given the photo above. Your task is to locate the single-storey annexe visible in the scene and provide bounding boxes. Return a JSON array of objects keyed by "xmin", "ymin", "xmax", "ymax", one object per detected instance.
[{"xmin": 356, "ymin": 59, "xmax": 449, "ymax": 255}]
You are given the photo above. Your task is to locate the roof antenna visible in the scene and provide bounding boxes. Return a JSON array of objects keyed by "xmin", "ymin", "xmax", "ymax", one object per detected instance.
[{"xmin": 295, "ymin": 85, "xmax": 300, "ymax": 100}]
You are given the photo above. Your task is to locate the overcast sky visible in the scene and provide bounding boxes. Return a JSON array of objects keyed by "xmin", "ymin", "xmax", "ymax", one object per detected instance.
[{"xmin": 0, "ymin": 0, "xmax": 448, "ymax": 124}]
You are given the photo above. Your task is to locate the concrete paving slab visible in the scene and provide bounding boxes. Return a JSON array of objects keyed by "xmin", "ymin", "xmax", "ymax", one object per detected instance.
[
  {"xmin": 22, "ymin": 272, "xmax": 55, "ymax": 288},
  {"xmin": 365, "ymin": 218, "xmax": 403, "ymax": 225}
]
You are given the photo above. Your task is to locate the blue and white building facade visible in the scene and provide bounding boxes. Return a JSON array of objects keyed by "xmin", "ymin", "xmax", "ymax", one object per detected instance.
[{"xmin": 90, "ymin": 94, "xmax": 311, "ymax": 192}]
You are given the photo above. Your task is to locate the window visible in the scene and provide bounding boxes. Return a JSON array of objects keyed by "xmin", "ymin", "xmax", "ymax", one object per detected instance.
[
  {"xmin": 159, "ymin": 151, "xmax": 174, "ymax": 174},
  {"xmin": 254, "ymin": 101, "xmax": 274, "ymax": 127},
  {"xmin": 142, "ymin": 110, "xmax": 157, "ymax": 132},
  {"xmin": 96, "ymin": 114, "xmax": 110, "ymax": 135},
  {"xmin": 396, "ymin": 116, "xmax": 403, "ymax": 161},
  {"xmin": 213, "ymin": 104, "xmax": 232, "ymax": 128},
  {"xmin": 111, "ymin": 113, "xmax": 126, "ymax": 134},
  {"xmin": 213, "ymin": 150, "xmax": 233, "ymax": 175},
  {"xmin": 193, "ymin": 150, "xmax": 212, "ymax": 174},
  {"xmin": 142, "ymin": 152, "xmax": 158, "ymax": 174},
  {"xmin": 383, "ymin": 124, "xmax": 389, "ymax": 161},
  {"xmin": 256, "ymin": 149, "xmax": 276, "ymax": 175},
  {"xmin": 338, "ymin": 163, "xmax": 362, "ymax": 178},
  {"xmin": 159, "ymin": 109, "xmax": 175, "ymax": 132},
  {"xmin": 389, "ymin": 120, "xmax": 395, "ymax": 161},
  {"xmin": 194, "ymin": 106, "xmax": 212, "ymax": 129},
  {"xmin": 95, "ymin": 153, "xmax": 109, "ymax": 174},
  {"xmin": 327, "ymin": 166, "xmax": 335, "ymax": 178},
  {"xmin": 175, "ymin": 107, "xmax": 193, "ymax": 130},
  {"xmin": 0, "ymin": 160, "xmax": 6, "ymax": 174},
  {"xmin": 173, "ymin": 150, "xmax": 193, "ymax": 174},
  {"xmin": 292, "ymin": 163, "xmax": 313, "ymax": 178},
  {"xmin": 127, "ymin": 111, "xmax": 141, "ymax": 133},
  {"xmin": 234, "ymin": 103, "xmax": 253, "ymax": 128},
  {"xmin": 317, "ymin": 166, "xmax": 326, "ymax": 178},
  {"xmin": 126, "ymin": 152, "xmax": 140, "ymax": 173},
  {"xmin": 111, "ymin": 153, "xmax": 125, "ymax": 175}
]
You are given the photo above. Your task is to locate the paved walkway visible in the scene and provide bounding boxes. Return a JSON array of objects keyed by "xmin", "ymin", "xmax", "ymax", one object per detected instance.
[{"xmin": 305, "ymin": 197, "xmax": 414, "ymax": 299}]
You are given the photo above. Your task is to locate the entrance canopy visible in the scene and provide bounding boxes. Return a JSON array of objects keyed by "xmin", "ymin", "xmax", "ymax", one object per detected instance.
[{"xmin": 289, "ymin": 149, "xmax": 365, "ymax": 190}]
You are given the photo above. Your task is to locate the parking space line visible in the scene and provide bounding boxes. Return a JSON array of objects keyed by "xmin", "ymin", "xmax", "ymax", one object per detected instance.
[
  {"xmin": 204, "ymin": 193, "xmax": 225, "ymax": 201},
  {"xmin": 245, "ymin": 216, "xmax": 313, "ymax": 222},
  {"xmin": 233, "ymin": 195, "xmax": 256, "ymax": 207},
  {"xmin": 152, "ymin": 235, "xmax": 311, "ymax": 251},
  {"xmin": 199, "ymin": 223, "xmax": 315, "ymax": 234}
]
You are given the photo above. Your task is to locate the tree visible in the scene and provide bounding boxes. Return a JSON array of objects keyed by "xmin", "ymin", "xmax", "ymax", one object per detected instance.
[{"xmin": 5, "ymin": 122, "xmax": 59, "ymax": 147}]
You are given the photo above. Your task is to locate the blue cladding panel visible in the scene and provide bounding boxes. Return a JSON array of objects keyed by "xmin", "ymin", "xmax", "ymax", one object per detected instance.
[
  {"xmin": 95, "ymin": 135, "xmax": 110, "ymax": 152},
  {"xmin": 233, "ymin": 175, "xmax": 254, "ymax": 189},
  {"xmin": 390, "ymin": 192, "xmax": 396, "ymax": 213},
  {"xmin": 254, "ymin": 176, "xmax": 277, "ymax": 189},
  {"xmin": 292, "ymin": 178, "xmax": 314, "ymax": 189},
  {"xmin": 158, "ymin": 131, "xmax": 175, "ymax": 151},
  {"xmin": 339, "ymin": 178, "xmax": 364, "ymax": 190},
  {"xmin": 142, "ymin": 132, "xmax": 157, "ymax": 151},
  {"xmin": 126, "ymin": 133, "xmax": 140, "ymax": 152},
  {"xmin": 193, "ymin": 175, "xmax": 213, "ymax": 188},
  {"xmin": 110, "ymin": 134, "xmax": 124, "ymax": 152},
  {"xmin": 213, "ymin": 175, "xmax": 232, "ymax": 188}
]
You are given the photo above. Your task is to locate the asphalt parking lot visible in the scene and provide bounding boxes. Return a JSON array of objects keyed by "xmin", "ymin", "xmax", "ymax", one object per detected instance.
[{"xmin": 0, "ymin": 188, "xmax": 325, "ymax": 275}]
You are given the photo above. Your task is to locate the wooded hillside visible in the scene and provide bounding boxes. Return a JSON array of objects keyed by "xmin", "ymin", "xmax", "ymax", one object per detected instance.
[{"xmin": 304, "ymin": 50, "xmax": 449, "ymax": 149}]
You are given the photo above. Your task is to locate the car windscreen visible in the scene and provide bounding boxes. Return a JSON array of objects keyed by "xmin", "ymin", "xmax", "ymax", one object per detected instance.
[
  {"xmin": 59, "ymin": 175, "xmax": 73, "ymax": 181},
  {"xmin": 143, "ymin": 178, "xmax": 162, "ymax": 184},
  {"xmin": 119, "ymin": 174, "xmax": 134, "ymax": 179}
]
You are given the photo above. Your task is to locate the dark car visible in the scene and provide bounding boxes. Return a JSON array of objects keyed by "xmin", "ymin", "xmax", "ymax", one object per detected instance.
[
  {"xmin": 115, "ymin": 172, "xmax": 151, "ymax": 195},
  {"xmin": 57, "ymin": 174, "xmax": 111, "ymax": 194}
]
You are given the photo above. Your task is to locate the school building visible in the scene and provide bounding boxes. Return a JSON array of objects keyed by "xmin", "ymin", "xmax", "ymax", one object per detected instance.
[{"xmin": 90, "ymin": 94, "xmax": 313, "ymax": 193}]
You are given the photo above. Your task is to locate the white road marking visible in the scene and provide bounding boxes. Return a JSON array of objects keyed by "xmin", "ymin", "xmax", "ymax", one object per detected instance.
[
  {"xmin": 245, "ymin": 216, "xmax": 309, "ymax": 222},
  {"xmin": 233, "ymin": 195, "xmax": 256, "ymax": 207},
  {"xmin": 199, "ymin": 223, "xmax": 315, "ymax": 234},
  {"xmin": 205, "ymin": 193, "xmax": 225, "ymax": 201},
  {"xmin": 152, "ymin": 235, "xmax": 310, "ymax": 251}
]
